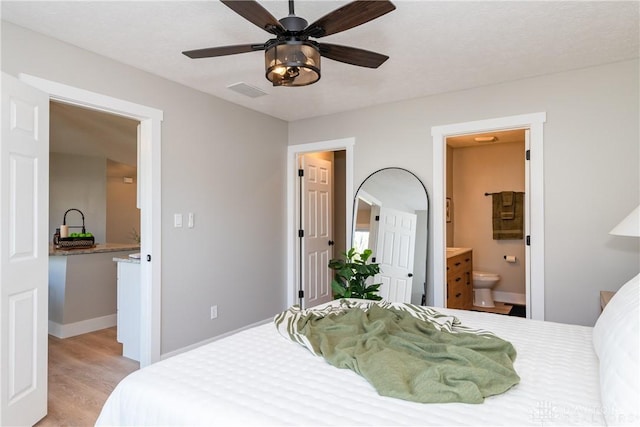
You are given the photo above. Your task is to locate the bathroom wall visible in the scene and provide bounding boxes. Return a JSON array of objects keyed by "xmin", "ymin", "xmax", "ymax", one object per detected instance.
[{"xmin": 451, "ymin": 141, "xmax": 526, "ymax": 303}]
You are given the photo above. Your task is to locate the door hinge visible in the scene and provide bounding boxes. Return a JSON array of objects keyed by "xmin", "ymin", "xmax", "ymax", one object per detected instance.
[
  {"xmin": 375, "ymin": 215, "xmax": 380, "ymax": 221},
  {"xmin": 526, "ymin": 150, "xmax": 530, "ymax": 161},
  {"xmin": 371, "ymin": 257, "xmax": 376, "ymax": 263},
  {"xmin": 146, "ymin": 254, "xmax": 151, "ymax": 262},
  {"xmin": 526, "ymin": 235, "xmax": 531, "ymax": 246},
  {"xmin": 298, "ymin": 290, "xmax": 304, "ymax": 299},
  {"xmin": 298, "ymin": 168, "xmax": 304, "ymax": 177},
  {"xmin": 298, "ymin": 229, "xmax": 304, "ymax": 238}
]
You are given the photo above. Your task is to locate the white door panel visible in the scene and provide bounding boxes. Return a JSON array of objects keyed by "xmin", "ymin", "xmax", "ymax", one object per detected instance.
[
  {"xmin": 373, "ymin": 207, "xmax": 416, "ymax": 303},
  {"xmin": 1, "ymin": 73, "xmax": 49, "ymax": 426},
  {"xmin": 302, "ymin": 155, "xmax": 333, "ymax": 308}
]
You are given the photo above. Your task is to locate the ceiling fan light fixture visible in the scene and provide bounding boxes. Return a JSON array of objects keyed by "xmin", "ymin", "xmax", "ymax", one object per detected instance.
[{"xmin": 265, "ymin": 40, "xmax": 320, "ymax": 87}]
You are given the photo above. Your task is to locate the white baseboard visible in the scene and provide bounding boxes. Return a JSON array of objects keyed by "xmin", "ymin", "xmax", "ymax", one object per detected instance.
[
  {"xmin": 492, "ymin": 291, "xmax": 526, "ymax": 306},
  {"xmin": 49, "ymin": 314, "xmax": 117, "ymax": 339},
  {"xmin": 161, "ymin": 317, "xmax": 272, "ymax": 360}
]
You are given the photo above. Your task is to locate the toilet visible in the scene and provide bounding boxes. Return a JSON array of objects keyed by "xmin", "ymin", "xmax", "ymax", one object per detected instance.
[{"xmin": 472, "ymin": 271, "xmax": 500, "ymax": 308}]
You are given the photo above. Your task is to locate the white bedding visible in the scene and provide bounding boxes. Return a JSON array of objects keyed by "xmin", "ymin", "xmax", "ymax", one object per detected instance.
[{"xmin": 97, "ymin": 306, "xmax": 606, "ymax": 426}]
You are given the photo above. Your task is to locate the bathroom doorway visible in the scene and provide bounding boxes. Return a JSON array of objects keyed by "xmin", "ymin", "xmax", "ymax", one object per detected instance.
[
  {"xmin": 432, "ymin": 112, "xmax": 547, "ymax": 320},
  {"xmin": 446, "ymin": 130, "xmax": 527, "ymax": 314}
]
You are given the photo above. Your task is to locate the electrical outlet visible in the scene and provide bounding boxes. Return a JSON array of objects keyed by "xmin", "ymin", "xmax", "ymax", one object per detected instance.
[{"xmin": 210, "ymin": 305, "xmax": 218, "ymax": 320}]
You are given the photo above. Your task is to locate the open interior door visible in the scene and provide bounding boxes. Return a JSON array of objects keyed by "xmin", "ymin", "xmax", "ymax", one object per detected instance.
[
  {"xmin": 1, "ymin": 72, "xmax": 49, "ymax": 425},
  {"xmin": 300, "ymin": 154, "xmax": 333, "ymax": 308}
]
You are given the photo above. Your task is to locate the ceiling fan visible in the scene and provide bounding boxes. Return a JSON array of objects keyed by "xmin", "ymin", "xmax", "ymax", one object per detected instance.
[{"xmin": 182, "ymin": 0, "xmax": 396, "ymax": 87}]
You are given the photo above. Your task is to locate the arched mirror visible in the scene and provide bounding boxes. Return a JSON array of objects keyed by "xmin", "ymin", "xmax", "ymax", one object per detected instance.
[{"xmin": 353, "ymin": 168, "xmax": 429, "ymax": 305}]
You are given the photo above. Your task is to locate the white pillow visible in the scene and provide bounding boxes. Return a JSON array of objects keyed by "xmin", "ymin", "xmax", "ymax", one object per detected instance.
[{"xmin": 592, "ymin": 274, "xmax": 640, "ymax": 426}]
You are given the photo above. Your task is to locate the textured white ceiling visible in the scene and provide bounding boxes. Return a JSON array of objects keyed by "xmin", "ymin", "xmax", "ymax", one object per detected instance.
[{"xmin": 3, "ymin": 1, "xmax": 638, "ymax": 122}]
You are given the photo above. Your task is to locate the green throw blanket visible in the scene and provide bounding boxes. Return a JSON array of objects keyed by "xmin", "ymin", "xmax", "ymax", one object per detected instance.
[{"xmin": 274, "ymin": 300, "xmax": 520, "ymax": 404}]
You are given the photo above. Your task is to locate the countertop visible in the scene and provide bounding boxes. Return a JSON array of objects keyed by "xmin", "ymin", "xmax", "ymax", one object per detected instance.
[
  {"xmin": 113, "ymin": 254, "xmax": 141, "ymax": 264},
  {"xmin": 446, "ymin": 247, "xmax": 472, "ymax": 258},
  {"xmin": 49, "ymin": 243, "xmax": 140, "ymax": 256}
]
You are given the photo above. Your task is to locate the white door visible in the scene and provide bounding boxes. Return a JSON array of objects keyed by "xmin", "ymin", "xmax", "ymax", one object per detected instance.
[
  {"xmin": 373, "ymin": 207, "xmax": 417, "ymax": 303},
  {"xmin": 1, "ymin": 73, "xmax": 49, "ymax": 425},
  {"xmin": 301, "ymin": 155, "xmax": 333, "ymax": 308}
]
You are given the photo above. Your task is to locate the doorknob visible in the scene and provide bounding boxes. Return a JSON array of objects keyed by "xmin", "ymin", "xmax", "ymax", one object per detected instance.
[
  {"xmin": 408, "ymin": 273, "xmax": 413, "ymax": 277},
  {"xmin": 328, "ymin": 240, "xmax": 335, "ymax": 246}
]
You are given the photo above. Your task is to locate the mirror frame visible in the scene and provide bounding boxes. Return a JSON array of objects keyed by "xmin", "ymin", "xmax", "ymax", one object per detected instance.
[{"xmin": 352, "ymin": 167, "xmax": 430, "ymax": 304}]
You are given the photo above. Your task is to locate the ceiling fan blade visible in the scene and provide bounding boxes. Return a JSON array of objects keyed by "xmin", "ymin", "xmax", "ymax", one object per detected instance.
[
  {"xmin": 183, "ymin": 44, "xmax": 265, "ymax": 59},
  {"xmin": 319, "ymin": 43, "xmax": 389, "ymax": 68},
  {"xmin": 303, "ymin": 0, "xmax": 395, "ymax": 38},
  {"xmin": 221, "ymin": 0, "xmax": 285, "ymax": 35}
]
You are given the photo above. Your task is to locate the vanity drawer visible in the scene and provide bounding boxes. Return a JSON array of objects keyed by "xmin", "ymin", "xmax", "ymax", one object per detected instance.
[
  {"xmin": 447, "ymin": 279, "xmax": 466, "ymax": 309},
  {"xmin": 446, "ymin": 250, "xmax": 473, "ymax": 310},
  {"xmin": 449, "ymin": 254, "xmax": 471, "ymax": 275}
]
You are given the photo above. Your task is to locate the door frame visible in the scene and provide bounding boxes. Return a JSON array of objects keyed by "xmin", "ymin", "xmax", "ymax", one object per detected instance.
[
  {"xmin": 431, "ymin": 112, "xmax": 546, "ymax": 320},
  {"xmin": 18, "ymin": 74, "xmax": 163, "ymax": 366},
  {"xmin": 286, "ymin": 138, "xmax": 354, "ymax": 308}
]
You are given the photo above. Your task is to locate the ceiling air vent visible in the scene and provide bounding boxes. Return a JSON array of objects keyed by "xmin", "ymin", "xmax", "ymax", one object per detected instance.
[{"xmin": 227, "ymin": 82, "xmax": 267, "ymax": 98}]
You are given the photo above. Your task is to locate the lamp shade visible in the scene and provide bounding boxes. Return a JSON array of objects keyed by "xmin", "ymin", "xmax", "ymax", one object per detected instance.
[
  {"xmin": 265, "ymin": 41, "xmax": 320, "ymax": 87},
  {"xmin": 609, "ymin": 205, "xmax": 640, "ymax": 237}
]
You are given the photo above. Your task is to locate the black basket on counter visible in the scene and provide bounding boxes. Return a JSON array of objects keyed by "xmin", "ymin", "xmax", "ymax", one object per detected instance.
[
  {"xmin": 55, "ymin": 208, "xmax": 95, "ymax": 249},
  {"xmin": 56, "ymin": 236, "xmax": 95, "ymax": 249}
]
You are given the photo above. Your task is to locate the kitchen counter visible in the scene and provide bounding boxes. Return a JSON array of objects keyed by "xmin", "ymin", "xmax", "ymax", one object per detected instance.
[
  {"xmin": 113, "ymin": 254, "xmax": 141, "ymax": 264},
  {"xmin": 48, "ymin": 242, "xmax": 140, "ymax": 338},
  {"xmin": 50, "ymin": 242, "xmax": 140, "ymax": 256},
  {"xmin": 446, "ymin": 247, "xmax": 472, "ymax": 258}
]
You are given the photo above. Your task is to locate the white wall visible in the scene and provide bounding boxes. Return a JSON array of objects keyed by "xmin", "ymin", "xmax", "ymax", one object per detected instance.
[
  {"xmin": 2, "ymin": 22, "xmax": 288, "ymax": 354},
  {"xmin": 4, "ymin": 21, "xmax": 637, "ymax": 346},
  {"xmin": 289, "ymin": 59, "xmax": 640, "ymax": 327}
]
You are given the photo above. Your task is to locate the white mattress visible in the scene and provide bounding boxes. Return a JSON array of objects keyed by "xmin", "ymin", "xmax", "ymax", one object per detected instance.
[{"xmin": 97, "ymin": 308, "xmax": 604, "ymax": 426}]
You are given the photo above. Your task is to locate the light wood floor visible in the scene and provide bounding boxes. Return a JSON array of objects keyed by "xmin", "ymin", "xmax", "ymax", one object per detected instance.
[
  {"xmin": 35, "ymin": 327, "xmax": 139, "ymax": 427},
  {"xmin": 471, "ymin": 301, "xmax": 514, "ymax": 315}
]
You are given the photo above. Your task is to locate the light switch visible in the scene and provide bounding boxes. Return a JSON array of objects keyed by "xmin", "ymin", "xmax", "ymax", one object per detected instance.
[
  {"xmin": 174, "ymin": 213, "xmax": 183, "ymax": 228},
  {"xmin": 187, "ymin": 213, "xmax": 194, "ymax": 228}
]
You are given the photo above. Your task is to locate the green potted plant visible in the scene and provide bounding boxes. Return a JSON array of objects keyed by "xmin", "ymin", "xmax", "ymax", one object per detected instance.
[{"xmin": 329, "ymin": 247, "xmax": 382, "ymax": 300}]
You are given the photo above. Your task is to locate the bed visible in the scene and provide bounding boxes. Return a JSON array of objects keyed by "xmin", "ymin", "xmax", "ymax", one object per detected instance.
[{"xmin": 96, "ymin": 275, "xmax": 638, "ymax": 426}]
